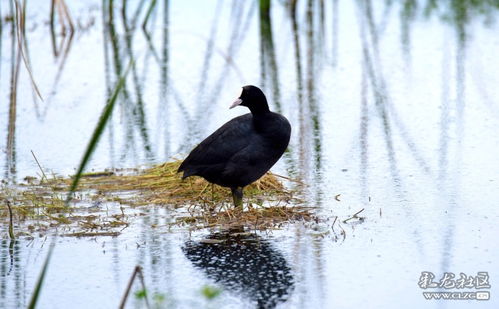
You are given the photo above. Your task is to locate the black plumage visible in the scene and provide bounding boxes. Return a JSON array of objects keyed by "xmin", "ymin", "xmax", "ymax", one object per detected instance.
[
  {"xmin": 183, "ymin": 232, "xmax": 294, "ymax": 308},
  {"xmin": 178, "ymin": 85, "xmax": 291, "ymax": 207}
]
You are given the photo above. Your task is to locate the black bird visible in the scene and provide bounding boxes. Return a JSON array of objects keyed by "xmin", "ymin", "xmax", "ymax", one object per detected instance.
[{"xmin": 178, "ymin": 85, "xmax": 291, "ymax": 207}]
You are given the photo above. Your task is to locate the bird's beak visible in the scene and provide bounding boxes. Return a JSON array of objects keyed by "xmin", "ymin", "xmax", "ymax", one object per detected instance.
[{"xmin": 229, "ymin": 98, "xmax": 243, "ymax": 109}]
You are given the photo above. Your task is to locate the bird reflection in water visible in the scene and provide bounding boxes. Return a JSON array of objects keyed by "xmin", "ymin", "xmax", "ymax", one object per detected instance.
[{"xmin": 183, "ymin": 231, "xmax": 294, "ymax": 309}]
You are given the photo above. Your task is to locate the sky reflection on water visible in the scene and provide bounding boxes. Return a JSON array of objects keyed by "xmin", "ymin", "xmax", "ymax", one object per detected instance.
[{"xmin": 1, "ymin": 0, "xmax": 499, "ymax": 308}]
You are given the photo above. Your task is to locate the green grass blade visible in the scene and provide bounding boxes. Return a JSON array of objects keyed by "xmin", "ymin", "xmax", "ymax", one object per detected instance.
[
  {"xmin": 66, "ymin": 59, "xmax": 134, "ymax": 204},
  {"xmin": 27, "ymin": 241, "xmax": 55, "ymax": 309}
]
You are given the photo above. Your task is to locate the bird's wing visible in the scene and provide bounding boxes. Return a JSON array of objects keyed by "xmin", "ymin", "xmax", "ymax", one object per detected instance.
[{"xmin": 178, "ymin": 114, "xmax": 254, "ymax": 175}]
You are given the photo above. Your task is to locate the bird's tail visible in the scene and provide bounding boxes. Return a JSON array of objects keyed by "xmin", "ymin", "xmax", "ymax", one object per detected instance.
[{"xmin": 177, "ymin": 162, "xmax": 197, "ymax": 179}]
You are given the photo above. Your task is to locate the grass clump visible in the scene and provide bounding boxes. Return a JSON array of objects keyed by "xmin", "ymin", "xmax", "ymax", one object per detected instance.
[
  {"xmin": 66, "ymin": 160, "xmax": 293, "ymax": 207},
  {"xmin": 1, "ymin": 160, "xmax": 314, "ymax": 235}
]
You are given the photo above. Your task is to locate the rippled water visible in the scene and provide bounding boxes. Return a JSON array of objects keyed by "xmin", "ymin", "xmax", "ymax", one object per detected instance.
[{"xmin": 1, "ymin": 0, "xmax": 499, "ymax": 308}]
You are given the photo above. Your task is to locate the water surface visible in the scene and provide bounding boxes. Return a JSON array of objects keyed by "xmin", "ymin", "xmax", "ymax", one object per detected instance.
[{"xmin": 1, "ymin": 0, "xmax": 499, "ymax": 308}]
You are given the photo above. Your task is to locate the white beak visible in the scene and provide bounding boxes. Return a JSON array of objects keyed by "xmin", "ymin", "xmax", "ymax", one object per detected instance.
[{"xmin": 230, "ymin": 98, "xmax": 243, "ymax": 109}]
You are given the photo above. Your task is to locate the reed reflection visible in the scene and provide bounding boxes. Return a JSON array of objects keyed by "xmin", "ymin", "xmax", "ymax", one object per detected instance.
[
  {"xmin": 285, "ymin": 0, "xmax": 325, "ymax": 203},
  {"xmin": 0, "ymin": 240, "xmax": 24, "ymax": 309},
  {"xmin": 5, "ymin": 1, "xmax": 20, "ymax": 182}
]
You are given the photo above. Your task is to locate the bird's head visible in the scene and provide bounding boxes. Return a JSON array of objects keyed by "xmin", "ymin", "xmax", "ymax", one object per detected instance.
[{"xmin": 230, "ymin": 85, "xmax": 270, "ymax": 114}]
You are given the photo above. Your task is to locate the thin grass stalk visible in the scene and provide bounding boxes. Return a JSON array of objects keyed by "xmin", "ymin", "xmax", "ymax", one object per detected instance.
[
  {"xmin": 119, "ymin": 266, "xmax": 151, "ymax": 309},
  {"xmin": 31, "ymin": 150, "xmax": 48, "ymax": 182},
  {"xmin": 6, "ymin": 201, "xmax": 15, "ymax": 239},
  {"xmin": 27, "ymin": 241, "xmax": 55, "ymax": 309},
  {"xmin": 66, "ymin": 59, "xmax": 134, "ymax": 204}
]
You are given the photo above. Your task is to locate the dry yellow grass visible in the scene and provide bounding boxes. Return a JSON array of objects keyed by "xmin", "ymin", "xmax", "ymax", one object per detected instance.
[
  {"xmin": 68, "ymin": 160, "xmax": 293, "ymax": 207},
  {"xmin": 1, "ymin": 160, "xmax": 315, "ymax": 235}
]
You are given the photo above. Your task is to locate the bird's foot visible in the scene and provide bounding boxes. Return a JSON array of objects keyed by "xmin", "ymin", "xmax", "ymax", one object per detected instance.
[{"xmin": 231, "ymin": 187, "xmax": 243, "ymax": 209}]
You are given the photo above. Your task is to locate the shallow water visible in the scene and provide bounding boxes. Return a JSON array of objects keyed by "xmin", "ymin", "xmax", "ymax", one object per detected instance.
[{"xmin": 1, "ymin": 0, "xmax": 499, "ymax": 308}]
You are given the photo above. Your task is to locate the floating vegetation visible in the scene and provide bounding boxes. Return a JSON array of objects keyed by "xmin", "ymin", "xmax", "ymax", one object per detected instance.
[
  {"xmin": 65, "ymin": 160, "xmax": 297, "ymax": 207},
  {"xmin": 1, "ymin": 160, "xmax": 316, "ymax": 236},
  {"xmin": 176, "ymin": 205, "xmax": 314, "ymax": 231}
]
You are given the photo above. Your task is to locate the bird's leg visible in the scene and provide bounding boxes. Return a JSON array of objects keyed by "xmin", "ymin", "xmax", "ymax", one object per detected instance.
[{"xmin": 231, "ymin": 187, "xmax": 243, "ymax": 208}]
